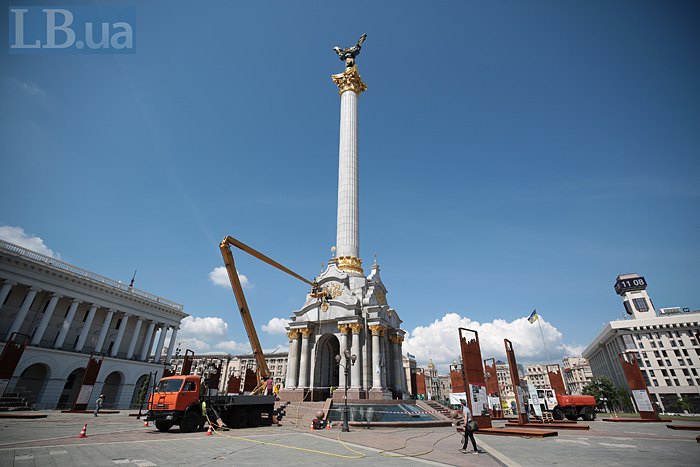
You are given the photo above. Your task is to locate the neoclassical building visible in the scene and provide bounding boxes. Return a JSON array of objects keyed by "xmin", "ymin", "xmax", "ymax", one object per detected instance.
[
  {"xmin": 0, "ymin": 239, "xmax": 187, "ymax": 409},
  {"xmin": 281, "ymin": 41, "xmax": 407, "ymax": 401}
]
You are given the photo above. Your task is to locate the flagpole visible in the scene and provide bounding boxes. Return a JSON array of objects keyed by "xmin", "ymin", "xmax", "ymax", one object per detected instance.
[{"xmin": 537, "ymin": 316, "xmax": 550, "ymax": 363}]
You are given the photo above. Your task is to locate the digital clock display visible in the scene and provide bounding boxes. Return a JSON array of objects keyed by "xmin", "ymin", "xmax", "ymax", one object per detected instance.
[{"xmin": 614, "ymin": 276, "xmax": 647, "ymax": 295}]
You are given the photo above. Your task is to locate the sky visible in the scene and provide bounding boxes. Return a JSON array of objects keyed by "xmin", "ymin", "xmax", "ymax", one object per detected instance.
[{"xmin": 1, "ymin": 1, "xmax": 699, "ymax": 372}]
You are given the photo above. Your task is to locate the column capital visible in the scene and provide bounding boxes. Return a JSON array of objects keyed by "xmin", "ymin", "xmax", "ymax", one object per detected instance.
[
  {"xmin": 28, "ymin": 286, "xmax": 41, "ymax": 292},
  {"xmin": 337, "ymin": 323, "xmax": 350, "ymax": 334},
  {"xmin": 49, "ymin": 292, "xmax": 63, "ymax": 299},
  {"xmin": 299, "ymin": 328, "xmax": 313, "ymax": 338},
  {"xmin": 349, "ymin": 323, "xmax": 363, "ymax": 334},
  {"xmin": 71, "ymin": 298, "xmax": 82, "ymax": 304},
  {"xmin": 287, "ymin": 329, "xmax": 301, "ymax": 340},
  {"xmin": 331, "ymin": 65, "xmax": 367, "ymax": 95},
  {"xmin": 2, "ymin": 280, "xmax": 18, "ymax": 287},
  {"xmin": 389, "ymin": 334, "xmax": 404, "ymax": 345},
  {"xmin": 369, "ymin": 324, "xmax": 386, "ymax": 336}
]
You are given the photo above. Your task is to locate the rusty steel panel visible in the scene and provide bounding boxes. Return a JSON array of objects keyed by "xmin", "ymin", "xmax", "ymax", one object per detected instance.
[
  {"xmin": 209, "ymin": 363, "xmax": 222, "ymax": 389},
  {"xmin": 243, "ymin": 367, "xmax": 258, "ymax": 393},
  {"xmin": 181, "ymin": 349, "xmax": 194, "ymax": 375},
  {"xmin": 505, "ymin": 339, "xmax": 528, "ymax": 425},
  {"xmin": 450, "ymin": 369, "xmax": 465, "ymax": 394},
  {"xmin": 459, "ymin": 328, "xmax": 492, "ymax": 429},
  {"xmin": 0, "ymin": 333, "xmax": 28, "ymax": 379},
  {"xmin": 619, "ymin": 352, "xmax": 661, "ymax": 420},
  {"xmin": 415, "ymin": 370, "xmax": 426, "ymax": 396},
  {"xmin": 484, "ymin": 358, "xmax": 503, "ymax": 418},
  {"xmin": 227, "ymin": 375, "xmax": 241, "ymax": 394},
  {"xmin": 71, "ymin": 354, "xmax": 104, "ymax": 411},
  {"xmin": 547, "ymin": 364, "xmax": 567, "ymax": 395}
]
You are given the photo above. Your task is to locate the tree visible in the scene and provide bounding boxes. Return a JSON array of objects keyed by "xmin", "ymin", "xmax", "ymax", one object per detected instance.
[
  {"xmin": 677, "ymin": 395, "xmax": 693, "ymax": 414},
  {"xmin": 583, "ymin": 376, "xmax": 623, "ymax": 411}
]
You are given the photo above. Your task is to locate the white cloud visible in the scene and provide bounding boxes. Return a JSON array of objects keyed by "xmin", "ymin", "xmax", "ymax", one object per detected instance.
[
  {"xmin": 0, "ymin": 226, "xmax": 60, "ymax": 259},
  {"xmin": 177, "ymin": 337, "xmax": 210, "ymax": 354},
  {"xmin": 215, "ymin": 340, "xmax": 251, "ymax": 353},
  {"xmin": 403, "ymin": 312, "xmax": 577, "ymax": 372},
  {"xmin": 262, "ymin": 317, "xmax": 288, "ymax": 335},
  {"xmin": 12, "ymin": 78, "xmax": 46, "ymax": 97},
  {"xmin": 179, "ymin": 316, "xmax": 228, "ymax": 340},
  {"xmin": 208, "ymin": 266, "xmax": 250, "ymax": 289}
]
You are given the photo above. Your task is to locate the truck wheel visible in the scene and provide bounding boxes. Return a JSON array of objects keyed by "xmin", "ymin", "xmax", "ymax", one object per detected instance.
[
  {"xmin": 583, "ymin": 408, "xmax": 596, "ymax": 421},
  {"xmin": 552, "ymin": 408, "xmax": 564, "ymax": 420},
  {"xmin": 180, "ymin": 411, "xmax": 203, "ymax": 433},
  {"xmin": 155, "ymin": 420, "xmax": 173, "ymax": 432},
  {"xmin": 566, "ymin": 415, "xmax": 579, "ymax": 421}
]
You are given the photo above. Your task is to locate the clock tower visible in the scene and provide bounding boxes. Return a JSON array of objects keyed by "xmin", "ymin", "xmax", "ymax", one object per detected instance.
[{"xmin": 614, "ymin": 273, "xmax": 656, "ymax": 319}]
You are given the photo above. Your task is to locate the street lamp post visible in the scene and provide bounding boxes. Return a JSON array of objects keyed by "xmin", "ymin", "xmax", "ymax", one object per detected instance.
[{"xmin": 335, "ymin": 349, "xmax": 357, "ymax": 432}]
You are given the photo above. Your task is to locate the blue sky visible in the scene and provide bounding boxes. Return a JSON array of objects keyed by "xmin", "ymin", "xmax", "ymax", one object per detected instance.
[{"xmin": 2, "ymin": 1, "xmax": 699, "ymax": 370}]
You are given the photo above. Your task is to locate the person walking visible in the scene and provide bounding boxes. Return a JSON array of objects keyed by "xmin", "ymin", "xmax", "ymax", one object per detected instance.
[
  {"xmin": 265, "ymin": 377, "xmax": 274, "ymax": 396},
  {"xmin": 94, "ymin": 394, "xmax": 104, "ymax": 417},
  {"xmin": 459, "ymin": 399, "xmax": 481, "ymax": 454}
]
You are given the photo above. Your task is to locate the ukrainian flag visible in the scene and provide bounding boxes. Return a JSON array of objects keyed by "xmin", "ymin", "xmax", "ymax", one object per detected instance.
[{"xmin": 527, "ymin": 309, "xmax": 539, "ymax": 324}]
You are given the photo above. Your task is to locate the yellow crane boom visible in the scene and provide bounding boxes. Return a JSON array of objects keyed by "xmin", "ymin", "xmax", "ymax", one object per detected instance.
[{"xmin": 219, "ymin": 235, "xmax": 324, "ymax": 394}]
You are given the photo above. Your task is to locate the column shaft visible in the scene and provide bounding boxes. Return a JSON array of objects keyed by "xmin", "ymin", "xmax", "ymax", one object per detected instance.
[
  {"xmin": 110, "ymin": 313, "xmax": 129, "ymax": 357},
  {"xmin": 336, "ymin": 90, "xmax": 360, "ymax": 259},
  {"xmin": 285, "ymin": 333, "xmax": 300, "ymax": 388},
  {"xmin": 74, "ymin": 304, "xmax": 97, "ymax": 351},
  {"xmin": 55, "ymin": 299, "xmax": 81, "ymax": 349},
  {"xmin": 393, "ymin": 341, "xmax": 404, "ymax": 392},
  {"xmin": 372, "ymin": 332, "xmax": 381, "ymax": 388},
  {"xmin": 94, "ymin": 309, "xmax": 115, "ymax": 353},
  {"xmin": 165, "ymin": 328, "xmax": 178, "ymax": 363},
  {"xmin": 140, "ymin": 321, "xmax": 156, "ymax": 361},
  {"xmin": 0, "ymin": 281, "xmax": 15, "ymax": 311},
  {"xmin": 126, "ymin": 318, "xmax": 143, "ymax": 359},
  {"xmin": 6, "ymin": 287, "xmax": 39, "ymax": 340},
  {"xmin": 351, "ymin": 327, "xmax": 361, "ymax": 389},
  {"xmin": 31, "ymin": 293, "xmax": 61, "ymax": 346},
  {"xmin": 298, "ymin": 332, "xmax": 311, "ymax": 388},
  {"xmin": 153, "ymin": 325, "xmax": 168, "ymax": 363}
]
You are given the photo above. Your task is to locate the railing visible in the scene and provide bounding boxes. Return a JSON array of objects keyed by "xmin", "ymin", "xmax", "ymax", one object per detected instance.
[{"xmin": 0, "ymin": 239, "xmax": 183, "ymax": 311}]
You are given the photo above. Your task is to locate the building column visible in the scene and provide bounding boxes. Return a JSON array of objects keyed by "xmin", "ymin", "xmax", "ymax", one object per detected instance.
[
  {"xmin": 338, "ymin": 324, "xmax": 349, "ymax": 358},
  {"xmin": 140, "ymin": 320, "xmax": 156, "ymax": 361},
  {"xmin": 165, "ymin": 327, "xmax": 179, "ymax": 363},
  {"xmin": 5, "ymin": 286, "xmax": 39, "ymax": 340},
  {"xmin": 30, "ymin": 293, "xmax": 61, "ymax": 346},
  {"xmin": 350, "ymin": 323, "xmax": 362, "ymax": 389},
  {"xmin": 110, "ymin": 313, "xmax": 129, "ymax": 357},
  {"xmin": 153, "ymin": 325, "xmax": 168, "ymax": 363},
  {"xmin": 0, "ymin": 281, "xmax": 16, "ymax": 311},
  {"xmin": 369, "ymin": 325, "xmax": 384, "ymax": 389},
  {"xmin": 94, "ymin": 308, "xmax": 115, "ymax": 353},
  {"xmin": 297, "ymin": 328, "xmax": 312, "ymax": 388},
  {"xmin": 74, "ymin": 303, "xmax": 98, "ymax": 352},
  {"xmin": 285, "ymin": 329, "xmax": 300, "ymax": 388},
  {"xmin": 390, "ymin": 334, "xmax": 405, "ymax": 392},
  {"xmin": 55, "ymin": 299, "xmax": 81, "ymax": 349},
  {"xmin": 126, "ymin": 317, "xmax": 143, "ymax": 359},
  {"xmin": 381, "ymin": 333, "xmax": 390, "ymax": 388}
]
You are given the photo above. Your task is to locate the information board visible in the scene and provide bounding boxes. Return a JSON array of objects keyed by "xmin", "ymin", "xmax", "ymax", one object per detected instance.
[
  {"xmin": 76, "ymin": 384, "xmax": 94, "ymax": 405},
  {"xmin": 632, "ymin": 389, "xmax": 654, "ymax": 412}
]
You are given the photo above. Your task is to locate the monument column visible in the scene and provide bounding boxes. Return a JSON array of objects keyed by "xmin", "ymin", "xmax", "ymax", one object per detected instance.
[
  {"xmin": 297, "ymin": 328, "xmax": 313, "ymax": 388},
  {"xmin": 350, "ymin": 323, "xmax": 362, "ymax": 389},
  {"xmin": 390, "ymin": 334, "xmax": 405, "ymax": 393},
  {"xmin": 338, "ymin": 324, "xmax": 350, "ymax": 358},
  {"xmin": 332, "ymin": 60, "xmax": 367, "ymax": 275},
  {"xmin": 369, "ymin": 325, "xmax": 384, "ymax": 393},
  {"xmin": 285, "ymin": 329, "xmax": 300, "ymax": 388}
]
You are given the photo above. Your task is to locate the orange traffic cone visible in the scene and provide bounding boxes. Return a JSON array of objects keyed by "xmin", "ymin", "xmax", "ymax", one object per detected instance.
[
  {"xmin": 78, "ymin": 423, "xmax": 87, "ymax": 438},
  {"xmin": 310, "ymin": 421, "xmax": 314, "ymax": 431},
  {"xmin": 206, "ymin": 425, "xmax": 213, "ymax": 436},
  {"xmin": 326, "ymin": 421, "xmax": 331, "ymax": 430},
  {"xmin": 143, "ymin": 419, "xmax": 149, "ymax": 427}
]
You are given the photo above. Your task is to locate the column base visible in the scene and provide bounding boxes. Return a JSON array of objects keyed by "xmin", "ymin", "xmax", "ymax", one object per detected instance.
[
  {"xmin": 332, "ymin": 388, "xmax": 366, "ymax": 402},
  {"xmin": 369, "ymin": 388, "xmax": 393, "ymax": 400}
]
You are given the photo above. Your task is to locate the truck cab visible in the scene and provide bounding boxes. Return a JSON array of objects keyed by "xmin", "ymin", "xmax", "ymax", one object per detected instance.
[{"xmin": 147, "ymin": 375, "xmax": 205, "ymax": 432}]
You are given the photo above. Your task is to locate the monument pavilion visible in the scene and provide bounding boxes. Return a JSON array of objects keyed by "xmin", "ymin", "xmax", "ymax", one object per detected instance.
[{"xmin": 281, "ymin": 36, "xmax": 408, "ymax": 401}]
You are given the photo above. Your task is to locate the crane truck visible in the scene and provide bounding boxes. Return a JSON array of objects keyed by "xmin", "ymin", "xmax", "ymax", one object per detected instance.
[{"xmin": 146, "ymin": 236, "xmax": 326, "ymax": 432}]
